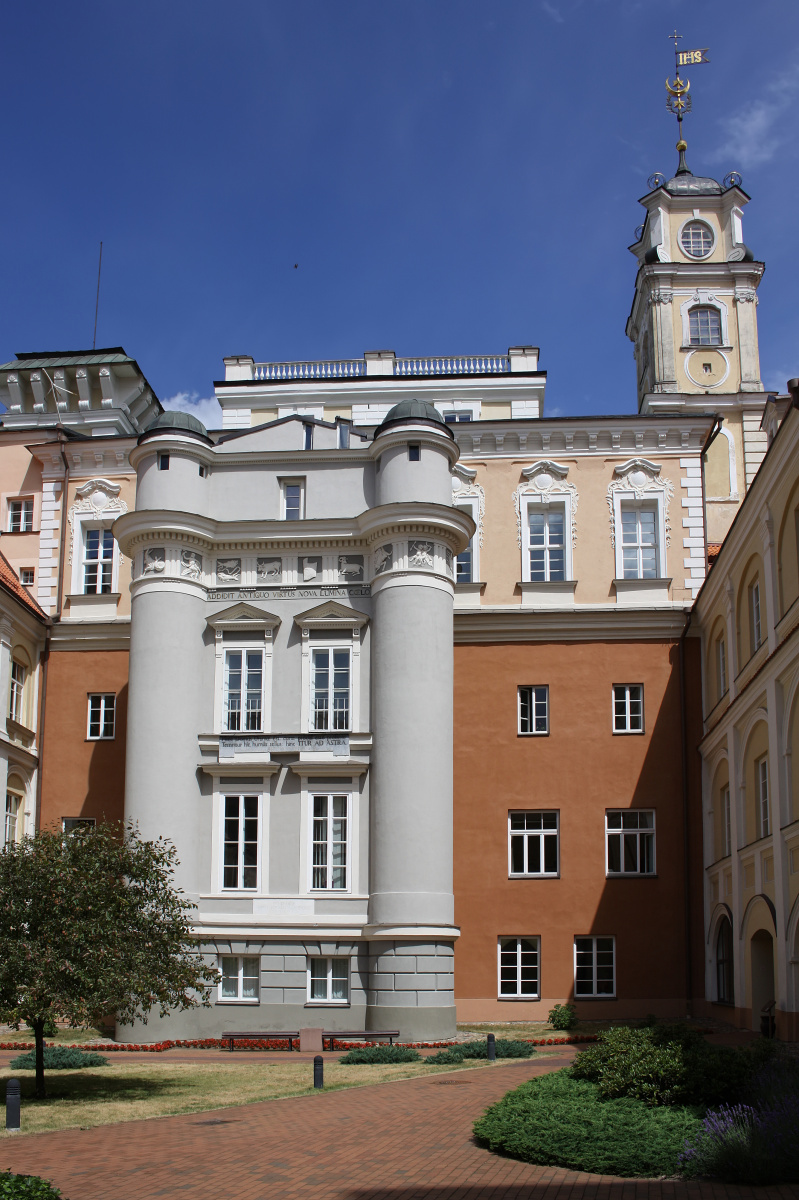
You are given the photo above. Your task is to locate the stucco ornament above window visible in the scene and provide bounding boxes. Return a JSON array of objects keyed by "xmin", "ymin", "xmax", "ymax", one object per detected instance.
[
  {"xmin": 67, "ymin": 478, "xmax": 128, "ymax": 565},
  {"xmin": 513, "ymin": 460, "xmax": 578, "ymax": 549},
  {"xmin": 452, "ymin": 465, "xmax": 485, "ymax": 548},
  {"xmin": 606, "ymin": 459, "xmax": 674, "ymax": 549}
]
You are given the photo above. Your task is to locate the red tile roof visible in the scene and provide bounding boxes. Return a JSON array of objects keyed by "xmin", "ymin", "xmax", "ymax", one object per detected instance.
[
  {"xmin": 707, "ymin": 543, "xmax": 723, "ymax": 568},
  {"xmin": 0, "ymin": 549, "xmax": 48, "ymax": 621}
]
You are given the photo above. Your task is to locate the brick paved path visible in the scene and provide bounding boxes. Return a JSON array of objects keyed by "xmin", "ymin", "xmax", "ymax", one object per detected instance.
[{"xmin": 2, "ymin": 1049, "xmax": 798, "ymax": 1200}]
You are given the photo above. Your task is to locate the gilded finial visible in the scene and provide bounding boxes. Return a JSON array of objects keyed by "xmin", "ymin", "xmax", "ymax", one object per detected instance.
[{"xmin": 664, "ymin": 33, "xmax": 710, "ymax": 174}]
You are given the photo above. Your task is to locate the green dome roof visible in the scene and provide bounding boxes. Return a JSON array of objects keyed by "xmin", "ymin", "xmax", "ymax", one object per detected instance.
[
  {"xmin": 143, "ymin": 409, "xmax": 209, "ymax": 438},
  {"xmin": 378, "ymin": 399, "xmax": 448, "ymax": 429}
]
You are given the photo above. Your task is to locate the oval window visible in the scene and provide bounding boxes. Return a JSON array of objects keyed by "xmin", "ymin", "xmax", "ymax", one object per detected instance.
[{"xmin": 680, "ymin": 221, "xmax": 713, "ymax": 259}]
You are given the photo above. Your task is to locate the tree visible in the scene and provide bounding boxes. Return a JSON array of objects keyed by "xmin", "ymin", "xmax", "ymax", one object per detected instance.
[{"xmin": 0, "ymin": 824, "xmax": 219, "ymax": 1098}]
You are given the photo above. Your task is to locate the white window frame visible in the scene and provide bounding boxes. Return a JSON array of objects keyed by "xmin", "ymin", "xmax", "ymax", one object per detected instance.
[
  {"xmin": 523, "ymin": 496, "xmax": 573, "ymax": 583},
  {"xmin": 310, "ymin": 792, "xmax": 351, "ymax": 892},
  {"xmin": 87, "ymin": 693, "xmax": 116, "ymax": 740},
  {"xmin": 716, "ymin": 634, "xmax": 727, "ymax": 700},
  {"xmin": 9, "ymin": 659, "xmax": 26, "ymax": 724},
  {"xmin": 679, "ymin": 292, "xmax": 729, "ymax": 348},
  {"xmin": 605, "ymin": 810, "xmax": 656, "ymax": 876},
  {"xmin": 218, "ymin": 954, "xmax": 260, "ymax": 1003},
  {"xmin": 618, "ymin": 501, "xmax": 660, "ymax": 580},
  {"xmin": 611, "ymin": 493, "xmax": 666, "ymax": 581},
  {"xmin": 310, "ymin": 645, "xmax": 352, "ymax": 732},
  {"xmin": 497, "ymin": 936, "xmax": 540, "ymax": 999},
  {"xmin": 281, "ymin": 478, "xmax": 305, "ymax": 521},
  {"xmin": 19, "ymin": 568, "xmax": 34, "ymax": 587},
  {"xmin": 574, "ymin": 936, "xmax": 615, "ymax": 997},
  {"xmin": 220, "ymin": 793, "xmax": 261, "ymax": 892},
  {"xmin": 223, "ymin": 647, "xmax": 266, "ymax": 733},
  {"xmin": 7, "ymin": 498, "xmax": 34, "ymax": 533},
  {"xmin": 74, "ymin": 521, "xmax": 118, "ymax": 596},
  {"xmin": 454, "ymin": 497, "xmax": 479, "ymax": 583},
  {"xmin": 296, "ymin": 604, "xmax": 367, "ymax": 735},
  {"xmin": 756, "ymin": 755, "xmax": 770, "ymax": 839},
  {"xmin": 612, "ymin": 684, "xmax": 644, "ymax": 734},
  {"xmin": 518, "ymin": 685, "xmax": 549, "ymax": 735},
  {"xmin": 508, "ymin": 811, "xmax": 559, "ymax": 877},
  {"xmin": 722, "ymin": 785, "xmax": 731, "ymax": 857},
  {"xmin": 3, "ymin": 789, "xmax": 22, "ymax": 848},
  {"xmin": 434, "ymin": 400, "xmax": 481, "ymax": 422},
  {"xmin": 749, "ymin": 579, "xmax": 762, "ymax": 653},
  {"xmin": 306, "ymin": 956, "xmax": 350, "ymax": 1005},
  {"xmin": 678, "ymin": 218, "xmax": 715, "ymax": 260}
]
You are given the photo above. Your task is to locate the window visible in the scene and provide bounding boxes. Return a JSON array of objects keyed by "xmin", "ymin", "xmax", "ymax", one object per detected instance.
[
  {"xmin": 8, "ymin": 500, "xmax": 33, "ymax": 533},
  {"xmin": 158, "ymin": 453, "xmax": 170, "ymax": 470},
  {"xmin": 282, "ymin": 480, "xmax": 305, "ymax": 520},
  {"xmin": 680, "ymin": 221, "xmax": 713, "ymax": 259},
  {"xmin": 224, "ymin": 650, "xmax": 263, "ymax": 732},
  {"xmin": 408, "ymin": 444, "xmax": 421, "ymax": 461},
  {"xmin": 620, "ymin": 504, "xmax": 658, "ymax": 579},
  {"xmin": 498, "ymin": 937, "xmax": 540, "ymax": 998},
  {"xmin": 689, "ymin": 307, "xmax": 722, "ymax": 346},
  {"xmin": 722, "ymin": 785, "xmax": 731, "ymax": 858},
  {"xmin": 509, "ymin": 812, "xmax": 559, "ymax": 876},
  {"xmin": 716, "ymin": 635, "xmax": 727, "ymax": 700},
  {"xmin": 749, "ymin": 580, "xmax": 762, "ymax": 653},
  {"xmin": 454, "ymin": 498, "xmax": 478, "ymax": 584},
  {"xmin": 756, "ymin": 755, "xmax": 769, "ymax": 839},
  {"xmin": 606, "ymin": 810, "xmax": 655, "ymax": 875},
  {"xmin": 4, "ymin": 791, "xmax": 21, "ymax": 847},
  {"xmin": 444, "ymin": 412, "xmax": 472, "ymax": 423},
  {"xmin": 312, "ymin": 794, "xmax": 349, "ymax": 890},
  {"xmin": 303, "ymin": 424, "xmax": 313, "ymax": 451},
  {"xmin": 9, "ymin": 660, "xmax": 26, "ymax": 724},
  {"xmin": 338, "ymin": 423, "xmax": 350, "ymax": 449},
  {"xmin": 83, "ymin": 528, "xmax": 115, "ymax": 594},
  {"xmin": 312, "ymin": 648, "xmax": 350, "ymax": 731},
  {"xmin": 574, "ymin": 936, "xmax": 615, "ymax": 997},
  {"xmin": 715, "ymin": 917, "xmax": 734, "ymax": 1004},
  {"xmin": 219, "ymin": 955, "xmax": 260, "ymax": 1002},
  {"xmin": 528, "ymin": 506, "xmax": 565, "ymax": 582},
  {"xmin": 20, "ymin": 568, "xmax": 34, "ymax": 586},
  {"xmin": 62, "ymin": 817, "xmax": 96, "ymax": 833},
  {"xmin": 222, "ymin": 795, "xmax": 259, "ymax": 889},
  {"xmin": 518, "ymin": 685, "xmax": 548, "ymax": 735},
  {"xmin": 87, "ymin": 694, "xmax": 116, "ymax": 740},
  {"xmin": 308, "ymin": 957, "xmax": 349, "ymax": 1003},
  {"xmin": 613, "ymin": 684, "xmax": 643, "ymax": 733},
  {"xmin": 198, "ymin": 464, "xmax": 208, "ymax": 478},
  {"xmin": 456, "ymin": 541, "xmax": 473, "ymax": 583}
]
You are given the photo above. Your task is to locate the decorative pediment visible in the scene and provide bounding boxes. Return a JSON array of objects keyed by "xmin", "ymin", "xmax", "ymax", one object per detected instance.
[
  {"xmin": 294, "ymin": 600, "xmax": 369, "ymax": 631},
  {"xmin": 207, "ymin": 603, "xmax": 281, "ymax": 632},
  {"xmin": 513, "ymin": 462, "xmax": 578, "ymax": 548},
  {"xmin": 74, "ymin": 478, "xmax": 122, "ymax": 502},
  {"xmin": 67, "ymin": 478, "xmax": 128, "ymax": 565},
  {"xmin": 452, "ymin": 464, "xmax": 477, "ymax": 485},
  {"xmin": 612, "ymin": 459, "xmax": 663, "ymax": 486},
  {"xmin": 451, "ymin": 465, "xmax": 485, "ymax": 547},
  {"xmin": 520, "ymin": 460, "xmax": 570, "ymax": 484}
]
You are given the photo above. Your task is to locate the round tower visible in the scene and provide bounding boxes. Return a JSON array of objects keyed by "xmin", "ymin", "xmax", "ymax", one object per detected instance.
[{"xmin": 366, "ymin": 400, "xmax": 473, "ymax": 1040}]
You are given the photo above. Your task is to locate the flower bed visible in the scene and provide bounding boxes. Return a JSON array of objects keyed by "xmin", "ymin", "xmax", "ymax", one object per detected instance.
[{"xmin": 0, "ymin": 1032, "xmax": 598, "ymax": 1053}]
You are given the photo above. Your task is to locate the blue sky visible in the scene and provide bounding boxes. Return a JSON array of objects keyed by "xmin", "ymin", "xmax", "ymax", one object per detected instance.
[{"xmin": 2, "ymin": 0, "xmax": 797, "ymax": 423}]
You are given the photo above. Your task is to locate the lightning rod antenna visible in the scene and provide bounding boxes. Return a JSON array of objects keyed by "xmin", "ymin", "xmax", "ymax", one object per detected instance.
[{"xmin": 93, "ymin": 241, "xmax": 103, "ymax": 350}]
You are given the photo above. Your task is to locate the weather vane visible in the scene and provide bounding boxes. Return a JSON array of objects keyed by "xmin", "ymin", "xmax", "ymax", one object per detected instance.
[{"xmin": 665, "ymin": 31, "xmax": 709, "ymax": 166}]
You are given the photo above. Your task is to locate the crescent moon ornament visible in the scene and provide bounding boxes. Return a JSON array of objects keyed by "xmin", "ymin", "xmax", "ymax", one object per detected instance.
[{"xmin": 665, "ymin": 76, "xmax": 690, "ymax": 96}]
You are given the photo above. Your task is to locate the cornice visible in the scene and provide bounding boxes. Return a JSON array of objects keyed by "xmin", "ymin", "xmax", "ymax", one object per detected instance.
[
  {"xmin": 453, "ymin": 605, "xmax": 691, "ymax": 643},
  {"xmin": 48, "ymin": 619, "xmax": 130, "ymax": 651}
]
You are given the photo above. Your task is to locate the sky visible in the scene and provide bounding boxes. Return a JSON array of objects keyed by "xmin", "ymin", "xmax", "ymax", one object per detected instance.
[{"xmin": 1, "ymin": 0, "xmax": 797, "ymax": 424}]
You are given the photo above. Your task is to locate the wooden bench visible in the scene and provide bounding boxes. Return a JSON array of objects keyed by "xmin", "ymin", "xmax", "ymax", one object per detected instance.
[
  {"xmin": 221, "ymin": 1031, "xmax": 300, "ymax": 1052},
  {"xmin": 322, "ymin": 1030, "xmax": 400, "ymax": 1050}
]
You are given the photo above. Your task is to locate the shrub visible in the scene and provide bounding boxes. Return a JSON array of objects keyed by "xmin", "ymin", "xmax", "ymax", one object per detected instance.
[
  {"xmin": 338, "ymin": 1045, "xmax": 421, "ymax": 1064},
  {"xmin": 26, "ymin": 1016, "xmax": 57, "ymax": 1039},
  {"xmin": 10, "ymin": 1046, "xmax": 108, "ymax": 1070},
  {"xmin": 571, "ymin": 1025, "xmax": 751, "ymax": 1107},
  {"xmin": 679, "ymin": 1099, "xmax": 799, "ymax": 1184},
  {"xmin": 474, "ymin": 1069, "xmax": 701, "ymax": 1177},
  {"xmin": 547, "ymin": 1003, "xmax": 577, "ymax": 1031},
  {"xmin": 427, "ymin": 1039, "xmax": 535, "ymax": 1064},
  {"xmin": 0, "ymin": 1172, "xmax": 62, "ymax": 1198}
]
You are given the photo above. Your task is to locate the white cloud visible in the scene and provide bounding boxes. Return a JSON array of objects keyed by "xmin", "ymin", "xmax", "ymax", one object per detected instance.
[
  {"xmin": 163, "ymin": 390, "xmax": 224, "ymax": 431},
  {"xmin": 540, "ymin": 0, "xmax": 565, "ymax": 22},
  {"xmin": 712, "ymin": 63, "xmax": 799, "ymax": 170}
]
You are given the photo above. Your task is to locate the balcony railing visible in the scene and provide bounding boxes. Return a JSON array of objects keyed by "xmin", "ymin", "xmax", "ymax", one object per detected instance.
[
  {"xmin": 393, "ymin": 355, "xmax": 511, "ymax": 376},
  {"xmin": 253, "ymin": 359, "xmax": 367, "ymax": 381},
  {"xmin": 249, "ymin": 353, "xmax": 515, "ymax": 382}
]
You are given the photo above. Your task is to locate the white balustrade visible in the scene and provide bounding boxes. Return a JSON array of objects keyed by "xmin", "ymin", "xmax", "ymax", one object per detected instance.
[
  {"xmin": 393, "ymin": 355, "xmax": 510, "ymax": 376},
  {"xmin": 253, "ymin": 360, "xmax": 367, "ymax": 381}
]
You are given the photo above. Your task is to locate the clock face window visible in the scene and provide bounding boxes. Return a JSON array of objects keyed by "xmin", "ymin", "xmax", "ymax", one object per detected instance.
[{"xmin": 680, "ymin": 221, "xmax": 713, "ymax": 259}]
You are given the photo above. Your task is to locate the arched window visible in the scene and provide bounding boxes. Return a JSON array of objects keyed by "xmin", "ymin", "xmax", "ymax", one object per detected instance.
[
  {"xmin": 689, "ymin": 307, "xmax": 722, "ymax": 346},
  {"xmin": 680, "ymin": 220, "xmax": 714, "ymax": 259},
  {"xmin": 716, "ymin": 916, "xmax": 734, "ymax": 1004},
  {"xmin": 4, "ymin": 776, "xmax": 25, "ymax": 847}
]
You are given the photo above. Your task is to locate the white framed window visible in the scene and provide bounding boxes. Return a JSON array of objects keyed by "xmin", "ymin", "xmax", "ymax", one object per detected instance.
[
  {"xmin": 281, "ymin": 478, "xmax": 305, "ymax": 520},
  {"xmin": 311, "ymin": 794, "xmax": 349, "ymax": 890},
  {"xmin": 574, "ymin": 936, "xmax": 615, "ymax": 997},
  {"xmin": 9, "ymin": 659, "xmax": 26, "ymax": 724},
  {"xmin": 756, "ymin": 755, "xmax": 769, "ymax": 839},
  {"xmin": 83, "ymin": 527, "xmax": 115, "ymax": 595},
  {"xmin": 613, "ymin": 684, "xmax": 643, "ymax": 734},
  {"xmin": 620, "ymin": 504, "xmax": 658, "ymax": 579},
  {"xmin": 680, "ymin": 220, "xmax": 714, "ymax": 259},
  {"xmin": 455, "ymin": 498, "xmax": 479, "ymax": 583},
  {"xmin": 527, "ymin": 505, "xmax": 566, "ymax": 581},
  {"xmin": 749, "ymin": 579, "xmax": 762, "ymax": 653},
  {"xmin": 222, "ymin": 794, "xmax": 259, "ymax": 890},
  {"xmin": 606, "ymin": 810, "xmax": 655, "ymax": 875},
  {"xmin": 689, "ymin": 307, "xmax": 722, "ymax": 346},
  {"xmin": 722, "ymin": 785, "xmax": 731, "ymax": 857},
  {"xmin": 219, "ymin": 955, "xmax": 260, "ymax": 1002},
  {"xmin": 307, "ymin": 957, "xmax": 349, "ymax": 1004},
  {"xmin": 518, "ymin": 685, "xmax": 548, "ymax": 735},
  {"xmin": 716, "ymin": 635, "xmax": 727, "ymax": 700},
  {"xmin": 509, "ymin": 812, "xmax": 559, "ymax": 876},
  {"xmin": 20, "ymin": 568, "xmax": 34, "ymax": 587},
  {"xmin": 408, "ymin": 444, "xmax": 421, "ymax": 461},
  {"xmin": 312, "ymin": 647, "xmax": 351, "ymax": 731},
  {"xmin": 224, "ymin": 649, "xmax": 264, "ymax": 732},
  {"xmin": 498, "ymin": 937, "xmax": 540, "ymax": 999},
  {"xmin": 8, "ymin": 499, "xmax": 34, "ymax": 533},
  {"xmin": 4, "ymin": 791, "xmax": 21, "ymax": 848},
  {"xmin": 443, "ymin": 411, "xmax": 472, "ymax": 423},
  {"xmin": 87, "ymin": 693, "xmax": 116, "ymax": 740},
  {"xmin": 158, "ymin": 453, "xmax": 170, "ymax": 471}
]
